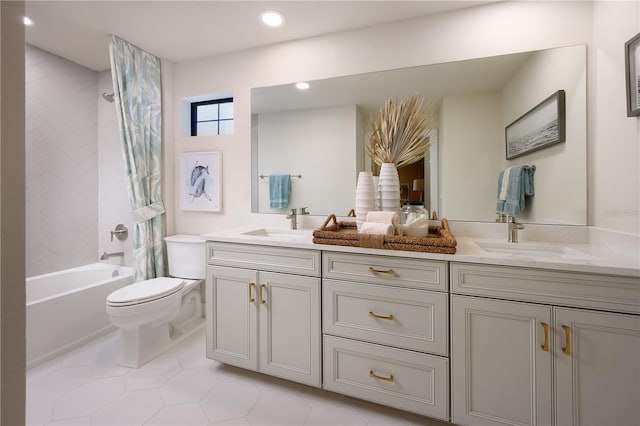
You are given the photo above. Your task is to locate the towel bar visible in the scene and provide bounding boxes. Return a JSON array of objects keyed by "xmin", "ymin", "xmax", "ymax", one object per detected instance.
[{"xmin": 259, "ymin": 174, "xmax": 302, "ymax": 179}]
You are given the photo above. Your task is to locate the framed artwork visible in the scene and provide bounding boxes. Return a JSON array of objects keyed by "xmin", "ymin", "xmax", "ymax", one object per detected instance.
[
  {"xmin": 400, "ymin": 183, "xmax": 410, "ymax": 201},
  {"xmin": 625, "ymin": 32, "xmax": 640, "ymax": 117},
  {"xmin": 505, "ymin": 90, "xmax": 566, "ymax": 160},
  {"xmin": 180, "ymin": 151, "xmax": 221, "ymax": 212}
]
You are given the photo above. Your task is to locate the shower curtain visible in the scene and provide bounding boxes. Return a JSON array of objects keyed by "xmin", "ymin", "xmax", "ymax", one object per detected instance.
[{"xmin": 109, "ymin": 35, "xmax": 165, "ymax": 281}]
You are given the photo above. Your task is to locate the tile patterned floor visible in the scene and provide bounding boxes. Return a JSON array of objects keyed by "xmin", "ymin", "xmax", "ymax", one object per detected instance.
[{"xmin": 26, "ymin": 327, "xmax": 450, "ymax": 425}]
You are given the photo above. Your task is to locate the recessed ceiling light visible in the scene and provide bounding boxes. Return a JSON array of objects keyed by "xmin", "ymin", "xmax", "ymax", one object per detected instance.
[
  {"xmin": 23, "ymin": 16, "xmax": 34, "ymax": 26},
  {"xmin": 260, "ymin": 10, "xmax": 285, "ymax": 27},
  {"xmin": 296, "ymin": 82, "xmax": 310, "ymax": 90}
]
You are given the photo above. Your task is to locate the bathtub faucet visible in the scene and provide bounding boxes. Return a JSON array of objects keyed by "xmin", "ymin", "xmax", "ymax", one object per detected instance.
[
  {"xmin": 110, "ymin": 224, "xmax": 128, "ymax": 242},
  {"xmin": 101, "ymin": 251, "xmax": 124, "ymax": 260}
]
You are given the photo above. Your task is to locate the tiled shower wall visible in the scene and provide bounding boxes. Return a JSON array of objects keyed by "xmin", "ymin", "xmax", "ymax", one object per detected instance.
[
  {"xmin": 25, "ymin": 46, "xmax": 135, "ymax": 277},
  {"xmin": 25, "ymin": 45, "xmax": 99, "ymax": 277},
  {"xmin": 98, "ymin": 70, "xmax": 134, "ymax": 268}
]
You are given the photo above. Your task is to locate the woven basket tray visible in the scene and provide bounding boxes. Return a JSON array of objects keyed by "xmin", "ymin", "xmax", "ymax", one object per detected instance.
[{"xmin": 312, "ymin": 214, "xmax": 457, "ymax": 254}]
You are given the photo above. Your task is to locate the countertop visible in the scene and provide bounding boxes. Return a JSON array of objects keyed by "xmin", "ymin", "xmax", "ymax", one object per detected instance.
[{"xmin": 201, "ymin": 225, "xmax": 640, "ymax": 278}]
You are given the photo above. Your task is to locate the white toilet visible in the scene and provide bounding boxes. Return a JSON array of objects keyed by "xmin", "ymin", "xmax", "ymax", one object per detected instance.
[{"xmin": 106, "ymin": 235, "xmax": 205, "ymax": 368}]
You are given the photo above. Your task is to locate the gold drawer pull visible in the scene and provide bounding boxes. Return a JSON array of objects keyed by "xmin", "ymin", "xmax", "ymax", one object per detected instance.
[
  {"xmin": 562, "ymin": 325, "xmax": 572, "ymax": 355},
  {"xmin": 259, "ymin": 284, "xmax": 267, "ymax": 304},
  {"xmin": 248, "ymin": 282, "xmax": 255, "ymax": 303},
  {"xmin": 368, "ymin": 267, "xmax": 394, "ymax": 275},
  {"xmin": 541, "ymin": 322, "xmax": 550, "ymax": 352},
  {"xmin": 369, "ymin": 370, "xmax": 394, "ymax": 382},
  {"xmin": 369, "ymin": 311, "xmax": 394, "ymax": 321}
]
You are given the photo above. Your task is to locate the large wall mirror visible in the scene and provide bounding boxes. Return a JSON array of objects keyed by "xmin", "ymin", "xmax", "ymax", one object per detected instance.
[{"xmin": 251, "ymin": 44, "xmax": 586, "ymax": 225}]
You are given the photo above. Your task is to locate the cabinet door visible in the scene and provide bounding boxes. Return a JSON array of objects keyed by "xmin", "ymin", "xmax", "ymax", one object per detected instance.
[
  {"xmin": 451, "ymin": 295, "xmax": 553, "ymax": 426},
  {"xmin": 555, "ymin": 307, "xmax": 640, "ymax": 426},
  {"xmin": 258, "ymin": 271, "xmax": 321, "ymax": 387},
  {"xmin": 206, "ymin": 265, "xmax": 258, "ymax": 370}
]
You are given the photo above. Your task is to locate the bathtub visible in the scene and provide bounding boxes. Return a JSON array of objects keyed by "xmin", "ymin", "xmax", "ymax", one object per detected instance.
[{"xmin": 26, "ymin": 263, "xmax": 134, "ymax": 369}]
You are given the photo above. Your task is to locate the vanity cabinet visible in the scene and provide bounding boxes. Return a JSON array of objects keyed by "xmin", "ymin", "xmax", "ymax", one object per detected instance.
[
  {"xmin": 205, "ymin": 242, "xmax": 321, "ymax": 387},
  {"xmin": 451, "ymin": 295, "xmax": 553, "ymax": 426},
  {"xmin": 450, "ymin": 262, "xmax": 640, "ymax": 426},
  {"xmin": 202, "ymin": 234, "xmax": 639, "ymax": 425},
  {"xmin": 321, "ymin": 251, "xmax": 450, "ymax": 420},
  {"xmin": 554, "ymin": 307, "xmax": 640, "ymax": 426}
]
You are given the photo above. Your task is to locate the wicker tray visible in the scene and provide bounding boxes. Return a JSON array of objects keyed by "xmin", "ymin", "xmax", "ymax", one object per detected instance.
[{"xmin": 312, "ymin": 214, "xmax": 457, "ymax": 254}]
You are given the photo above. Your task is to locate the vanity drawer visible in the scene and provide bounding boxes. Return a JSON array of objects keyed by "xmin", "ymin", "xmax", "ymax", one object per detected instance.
[
  {"xmin": 323, "ymin": 335, "xmax": 449, "ymax": 420},
  {"xmin": 207, "ymin": 242, "xmax": 321, "ymax": 277},
  {"xmin": 323, "ymin": 279, "xmax": 448, "ymax": 355},
  {"xmin": 322, "ymin": 252, "xmax": 447, "ymax": 291},
  {"xmin": 451, "ymin": 262, "xmax": 640, "ymax": 314}
]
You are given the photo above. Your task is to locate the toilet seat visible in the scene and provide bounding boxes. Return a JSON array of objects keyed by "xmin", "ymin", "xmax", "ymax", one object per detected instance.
[{"xmin": 107, "ymin": 277, "xmax": 185, "ymax": 307}]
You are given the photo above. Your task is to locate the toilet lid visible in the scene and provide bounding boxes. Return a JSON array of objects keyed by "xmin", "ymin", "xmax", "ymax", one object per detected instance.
[{"xmin": 107, "ymin": 278, "xmax": 185, "ymax": 306}]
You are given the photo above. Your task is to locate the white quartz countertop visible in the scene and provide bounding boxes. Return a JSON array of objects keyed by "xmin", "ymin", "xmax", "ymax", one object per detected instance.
[{"xmin": 201, "ymin": 225, "xmax": 640, "ymax": 278}]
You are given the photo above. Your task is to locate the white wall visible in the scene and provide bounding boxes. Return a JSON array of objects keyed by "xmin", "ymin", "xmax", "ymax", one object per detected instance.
[
  {"xmin": 502, "ymin": 45, "xmax": 587, "ymax": 224},
  {"xmin": 439, "ymin": 91, "xmax": 503, "ymax": 221},
  {"xmin": 255, "ymin": 105, "xmax": 358, "ymax": 216},
  {"xmin": 25, "ymin": 45, "xmax": 99, "ymax": 277},
  {"xmin": 590, "ymin": 0, "xmax": 640, "ymax": 234},
  {"xmin": 172, "ymin": 1, "xmax": 639, "ymax": 235}
]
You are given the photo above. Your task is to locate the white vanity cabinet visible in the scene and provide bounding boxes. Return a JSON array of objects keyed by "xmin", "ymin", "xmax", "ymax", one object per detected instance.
[
  {"xmin": 451, "ymin": 294, "xmax": 553, "ymax": 426},
  {"xmin": 450, "ymin": 262, "xmax": 640, "ymax": 426},
  {"xmin": 321, "ymin": 251, "xmax": 450, "ymax": 420},
  {"xmin": 554, "ymin": 307, "xmax": 640, "ymax": 426},
  {"xmin": 205, "ymin": 242, "xmax": 322, "ymax": 387}
]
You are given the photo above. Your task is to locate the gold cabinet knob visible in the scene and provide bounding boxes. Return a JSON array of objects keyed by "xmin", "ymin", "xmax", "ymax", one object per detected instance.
[
  {"xmin": 541, "ymin": 322, "xmax": 550, "ymax": 352},
  {"xmin": 259, "ymin": 284, "xmax": 267, "ymax": 304},
  {"xmin": 248, "ymin": 282, "xmax": 255, "ymax": 303},
  {"xmin": 561, "ymin": 325, "xmax": 572, "ymax": 355},
  {"xmin": 369, "ymin": 370, "xmax": 394, "ymax": 382},
  {"xmin": 369, "ymin": 311, "xmax": 394, "ymax": 321},
  {"xmin": 368, "ymin": 267, "xmax": 394, "ymax": 275}
]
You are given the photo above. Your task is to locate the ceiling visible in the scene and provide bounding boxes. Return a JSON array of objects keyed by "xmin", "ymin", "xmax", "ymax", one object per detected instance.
[{"xmin": 25, "ymin": 1, "xmax": 494, "ymax": 72}]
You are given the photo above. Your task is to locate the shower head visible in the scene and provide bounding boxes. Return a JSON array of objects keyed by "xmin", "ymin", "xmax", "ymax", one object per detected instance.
[{"xmin": 102, "ymin": 91, "xmax": 115, "ymax": 103}]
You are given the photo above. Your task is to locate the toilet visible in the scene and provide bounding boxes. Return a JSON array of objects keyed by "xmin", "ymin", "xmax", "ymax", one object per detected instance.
[{"xmin": 106, "ymin": 234, "xmax": 205, "ymax": 368}]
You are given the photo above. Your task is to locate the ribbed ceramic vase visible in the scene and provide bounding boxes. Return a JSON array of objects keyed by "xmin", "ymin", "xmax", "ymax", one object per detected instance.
[
  {"xmin": 377, "ymin": 163, "xmax": 401, "ymax": 212},
  {"xmin": 355, "ymin": 171, "xmax": 375, "ymax": 230}
]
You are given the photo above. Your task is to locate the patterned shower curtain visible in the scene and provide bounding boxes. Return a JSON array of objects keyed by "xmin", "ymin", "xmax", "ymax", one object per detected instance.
[{"xmin": 109, "ymin": 35, "xmax": 165, "ymax": 281}]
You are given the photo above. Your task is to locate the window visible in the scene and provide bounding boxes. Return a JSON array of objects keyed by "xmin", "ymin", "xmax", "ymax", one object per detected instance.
[{"xmin": 191, "ymin": 97, "xmax": 234, "ymax": 136}]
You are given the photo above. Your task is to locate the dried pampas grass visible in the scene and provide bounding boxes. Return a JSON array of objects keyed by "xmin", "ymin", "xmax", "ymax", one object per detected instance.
[{"xmin": 366, "ymin": 94, "xmax": 435, "ymax": 168}]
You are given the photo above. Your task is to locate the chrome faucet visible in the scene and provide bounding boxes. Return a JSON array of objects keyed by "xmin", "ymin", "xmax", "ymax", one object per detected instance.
[
  {"xmin": 508, "ymin": 216, "xmax": 525, "ymax": 243},
  {"xmin": 101, "ymin": 251, "xmax": 124, "ymax": 260},
  {"xmin": 286, "ymin": 208, "xmax": 297, "ymax": 230},
  {"xmin": 286, "ymin": 207, "xmax": 310, "ymax": 230},
  {"xmin": 110, "ymin": 224, "xmax": 128, "ymax": 241}
]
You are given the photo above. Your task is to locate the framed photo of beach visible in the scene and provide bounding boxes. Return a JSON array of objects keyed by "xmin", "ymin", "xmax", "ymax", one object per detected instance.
[
  {"xmin": 625, "ymin": 32, "xmax": 640, "ymax": 117},
  {"xmin": 505, "ymin": 90, "xmax": 566, "ymax": 160},
  {"xmin": 179, "ymin": 151, "xmax": 221, "ymax": 212}
]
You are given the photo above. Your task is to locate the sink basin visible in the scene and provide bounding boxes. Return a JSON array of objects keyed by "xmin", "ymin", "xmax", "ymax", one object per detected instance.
[
  {"xmin": 475, "ymin": 240, "xmax": 594, "ymax": 260},
  {"xmin": 241, "ymin": 228, "xmax": 310, "ymax": 242}
]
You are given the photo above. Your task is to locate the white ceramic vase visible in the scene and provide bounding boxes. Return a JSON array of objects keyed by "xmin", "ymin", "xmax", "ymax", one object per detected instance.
[
  {"xmin": 355, "ymin": 171, "xmax": 375, "ymax": 230},
  {"xmin": 377, "ymin": 163, "xmax": 400, "ymax": 212}
]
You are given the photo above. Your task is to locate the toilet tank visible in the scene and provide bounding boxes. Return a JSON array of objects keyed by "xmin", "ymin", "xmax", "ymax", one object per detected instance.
[{"xmin": 164, "ymin": 235, "xmax": 206, "ymax": 279}]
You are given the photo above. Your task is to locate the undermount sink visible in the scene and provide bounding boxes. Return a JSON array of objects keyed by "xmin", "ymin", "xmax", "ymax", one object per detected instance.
[
  {"xmin": 241, "ymin": 228, "xmax": 310, "ymax": 242},
  {"xmin": 475, "ymin": 240, "xmax": 594, "ymax": 260}
]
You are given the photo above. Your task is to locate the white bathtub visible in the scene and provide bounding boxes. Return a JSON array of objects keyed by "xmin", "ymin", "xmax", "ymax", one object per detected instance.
[{"xmin": 26, "ymin": 263, "xmax": 134, "ymax": 369}]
